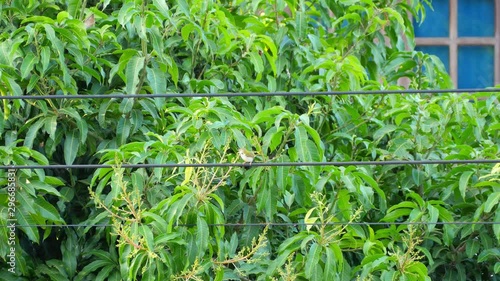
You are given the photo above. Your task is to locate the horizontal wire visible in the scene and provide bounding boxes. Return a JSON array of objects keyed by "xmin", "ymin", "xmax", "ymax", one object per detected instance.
[
  {"xmin": 1, "ymin": 88, "xmax": 499, "ymax": 100},
  {"xmin": 2, "ymin": 159, "xmax": 500, "ymax": 170},
  {"xmin": 1, "ymin": 221, "xmax": 499, "ymax": 228}
]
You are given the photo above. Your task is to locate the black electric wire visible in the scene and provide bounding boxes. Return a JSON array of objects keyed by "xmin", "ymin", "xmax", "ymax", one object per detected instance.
[
  {"xmin": 0, "ymin": 88, "xmax": 499, "ymax": 100},
  {"xmin": 2, "ymin": 221, "xmax": 499, "ymax": 228},
  {"xmin": 2, "ymin": 159, "xmax": 499, "ymax": 170},
  {"xmin": 177, "ymin": 221, "xmax": 500, "ymax": 227}
]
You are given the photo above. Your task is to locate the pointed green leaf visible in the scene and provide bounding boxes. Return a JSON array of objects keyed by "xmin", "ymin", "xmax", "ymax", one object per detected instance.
[
  {"xmin": 484, "ymin": 191, "xmax": 500, "ymax": 213},
  {"xmin": 146, "ymin": 67, "xmax": 167, "ymax": 94},
  {"xmin": 117, "ymin": 118, "xmax": 132, "ymax": 145},
  {"xmin": 64, "ymin": 131, "xmax": 79, "ymax": 165},
  {"xmin": 44, "ymin": 115, "xmax": 58, "ymax": 141},
  {"xmin": 24, "ymin": 118, "xmax": 45, "ymax": 149},
  {"xmin": 153, "ymin": 0, "xmax": 171, "ymax": 18},
  {"xmin": 459, "ymin": 171, "xmax": 474, "ymax": 199},
  {"xmin": 20, "ymin": 52, "xmax": 39, "ymax": 79},
  {"xmin": 125, "ymin": 55, "xmax": 145, "ymax": 95},
  {"xmin": 16, "ymin": 191, "xmax": 40, "ymax": 242},
  {"xmin": 295, "ymin": 126, "xmax": 311, "ymax": 162},
  {"xmin": 30, "ymin": 149, "xmax": 49, "ymax": 165},
  {"xmin": 248, "ymin": 51, "xmax": 264, "ymax": 74},
  {"xmin": 181, "ymin": 23, "xmax": 195, "ymax": 41},
  {"xmin": 426, "ymin": 203, "xmax": 439, "ymax": 232},
  {"xmin": 196, "ymin": 216, "xmax": 209, "ymax": 255},
  {"xmin": 34, "ymin": 197, "xmax": 64, "ymax": 223},
  {"xmin": 373, "ymin": 125, "xmax": 398, "ymax": 142},
  {"xmin": 31, "ymin": 180, "xmax": 62, "ymax": 197},
  {"xmin": 305, "ymin": 243, "xmax": 322, "ymax": 278}
]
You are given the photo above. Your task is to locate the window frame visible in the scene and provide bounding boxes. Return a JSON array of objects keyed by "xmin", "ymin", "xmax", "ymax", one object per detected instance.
[{"xmin": 414, "ymin": 0, "xmax": 500, "ymax": 88}]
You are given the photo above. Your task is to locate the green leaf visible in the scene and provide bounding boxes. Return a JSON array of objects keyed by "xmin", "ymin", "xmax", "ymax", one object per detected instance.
[
  {"xmin": 31, "ymin": 180, "xmax": 62, "ymax": 197},
  {"xmin": 97, "ymin": 265, "xmax": 119, "ymax": 281},
  {"xmin": 4, "ymin": 76, "xmax": 23, "ymax": 97},
  {"xmin": 153, "ymin": 0, "xmax": 171, "ymax": 18},
  {"xmin": 117, "ymin": 1, "xmax": 136, "ymax": 26},
  {"xmin": 142, "ymin": 211, "xmax": 168, "ymax": 232},
  {"xmin": 389, "ymin": 138, "xmax": 413, "ymax": 159},
  {"xmin": 40, "ymin": 46, "xmax": 51, "ymax": 75},
  {"xmin": 374, "ymin": 124, "xmax": 397, "ymax": 141},
  {"xmin": 458, "ymin": 171, "xmax": 474, "ymax": 199},
  {"xmin": 80, "ymin": 65, "xmax": 102, "ymax": 83},
  {"xmin": 45, "ymin": 176, "xmax": 65, "ymax": 186},
  {"xmin": 276, "ymin": 159, "xmax": 290, "ymax": 193},
  {"xmin": 140, "ymin": 225, "xmax": 155, "ymax": 253},
  {"xmin": 16, "ymin": 191, "xmax": 40, "ymax": 242},
  {"xmin": 426, "ymin": 203, "xmax": 439, "ymax": 233},
  {"xmin": 166, "ymin": 56, "xmax": 179, "ymax": 86},
  {"xmin": 23, "ymin": 118, "xmax": 45, "ymax": 149},
  {"xmin": 64, "ymin": 131, "xmax": 79, "ymax": 165},
  {"xmin": 59, "ymin": 108, "xmax": 87, "ymax": 143},
  {"xmin": 355, "ymin": 172, "xmax": 387, "ymax": 212},
  {"xmin": 494, "ymin": 209, "xmax": 500, "ymax": 242},
  {"xmin": 196, "ymin": 217, "xmax": 209, "ymax": 255},
  {"xmin": 21, "ymin": 16, "xmax": 56, "ymax": 24},
  {"xmin": 117, "ymin": 118, "xmax": 132, "ymax": 145},
  {"xmin": 181, "ymin": 23, "xmax": 196, "ymax": 41},
  {"xmin": 166, "ymin": 193, "xmax": 194, "ymax": 232},
  {"xmin": 35, "ymin": 197, "xmax": 64, "ymax": 223},
  {"xmin": 125, "ymin": 55, "xmax": 145, "ymax": 95},
  {"xmin": 119, "ymin": 98, "xmax": 134, "ymax": 114},
  {"xmin": 484, "ymin": 191, "xmax": 499, "ymax": 213},
  {"xmin": 301, "ymin": 122, "xmax": 324, "ymax": 159},
  {"xmin": 305, "ymin": 243, "xmax": 322, "ymax": 278},
  {"xmin": 20, "ymin": 52, "xmax": 39, "ymax": 79},
  {"xmin": 248, "ymin": 51, "xmax": 264, "ymax": 74},
  {"xmin": 465, "ymin": 238, "xmax": 480, "ymax": 259},
  {"xmin": 296, "ymin": 11, "xmax": 306, "ymax": 38},
  {"xmin": 98, "ymin": 99, "xmax": 114, "ymax": 127},
  {"xmin": 44, "ymin": 115, "xmax": 58, "ymax": 141},
  {"xmin": 30, "ymin": 149, "xmax": 49, "ymax": 165},
  {"xmin": 214, "ymin": 267, "xmax": 224, "ymax": 281},
  {"xmin": 405, "ymin": 262, "xmax": 428, "ymax": 278},
  {"xmin": 75, "ymin": 116, "xmax": 88, "ymax": 145},
  {"xmin": 176, "ymin": 0, "xmax": 190, "ymax": 15},
  {"xmin": 66, "ymin": 0, "xmax": 80, "ymax": 18},
  {"xmin": 146, "ymin": 67, "xmax": 167, "ymax": 95},
  {"xmin": 44, "ymin": 24, "xmax": 71, "ymax": 88},
  {"xmin": 324, "ymin": 246, "xmax": 337, "ymax": 279},
  {"xmin": 382, "ymin": 208, "xmax": 413, "ymax": 222},
  {"xmin": 263, "ymin": 175, "xmax": 278, "ymax": 220},
  {"xmin": 477, "ymin": 248, "xmax": 500, "ymax": 262},
  {"xmin": 381, "ymin": 7, "xmax": 405, "ymax": 28},
  {"xmin": 295, "ymin": 126, "xmax": 311, "ymax": 162},
  {"xmin": 387, "ymin": 201, "xmax": 418, "ymax": 212},
  {"xmin": 252, "ymin": 106, "xmax": 284, "ymax": 124},
  {"xmin": 341, "ymin": 172, "xmax": 357, "ymax": 193},
  {"xmin": 138, "ymin": 99, "xmax": 159, "ymax": 120},
  {"xmin": 77, "ymin": 259, "xmax": 113, "ymax": 278},
  {"xmin": 412, "ymin": 168, "xmax": 425, "ymax": 186},
  {"xmin": 129, "ymin": 253, "xmax": 146, "ymax": 279}
]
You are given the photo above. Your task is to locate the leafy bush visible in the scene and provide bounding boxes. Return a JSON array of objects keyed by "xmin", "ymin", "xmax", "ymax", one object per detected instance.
[{"xmin": 0, "ymin": 0, "xmax": 499, "ymax": 280}]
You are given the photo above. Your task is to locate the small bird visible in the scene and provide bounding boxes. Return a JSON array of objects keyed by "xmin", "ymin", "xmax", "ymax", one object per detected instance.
[{"xmin": 238, "ymin": 148, "xmax": 255, "ymax": 164}]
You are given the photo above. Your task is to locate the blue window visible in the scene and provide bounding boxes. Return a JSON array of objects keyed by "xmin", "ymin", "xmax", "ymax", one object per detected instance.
[
  {"xmin": 458, "ymin": 46, "xmax": 495, "ymax": 88},
  {"xmin": 414, "ymin": 0, "xmax": 499, "ymax": 89},
  {"xmin": 414, "ymin": 1, "xmax": 449, "ymax": 37}
]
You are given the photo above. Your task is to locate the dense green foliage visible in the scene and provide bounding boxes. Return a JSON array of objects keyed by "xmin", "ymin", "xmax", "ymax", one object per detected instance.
[{"xmin": 0, "ymin": 0, "xmax": 499, "ymax": 280}]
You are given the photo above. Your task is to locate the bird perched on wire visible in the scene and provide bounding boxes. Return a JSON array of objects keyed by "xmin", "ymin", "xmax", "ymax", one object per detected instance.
[{"xmin": 238, "ymin": 148, "xmax": 256, "ymax": 165}]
